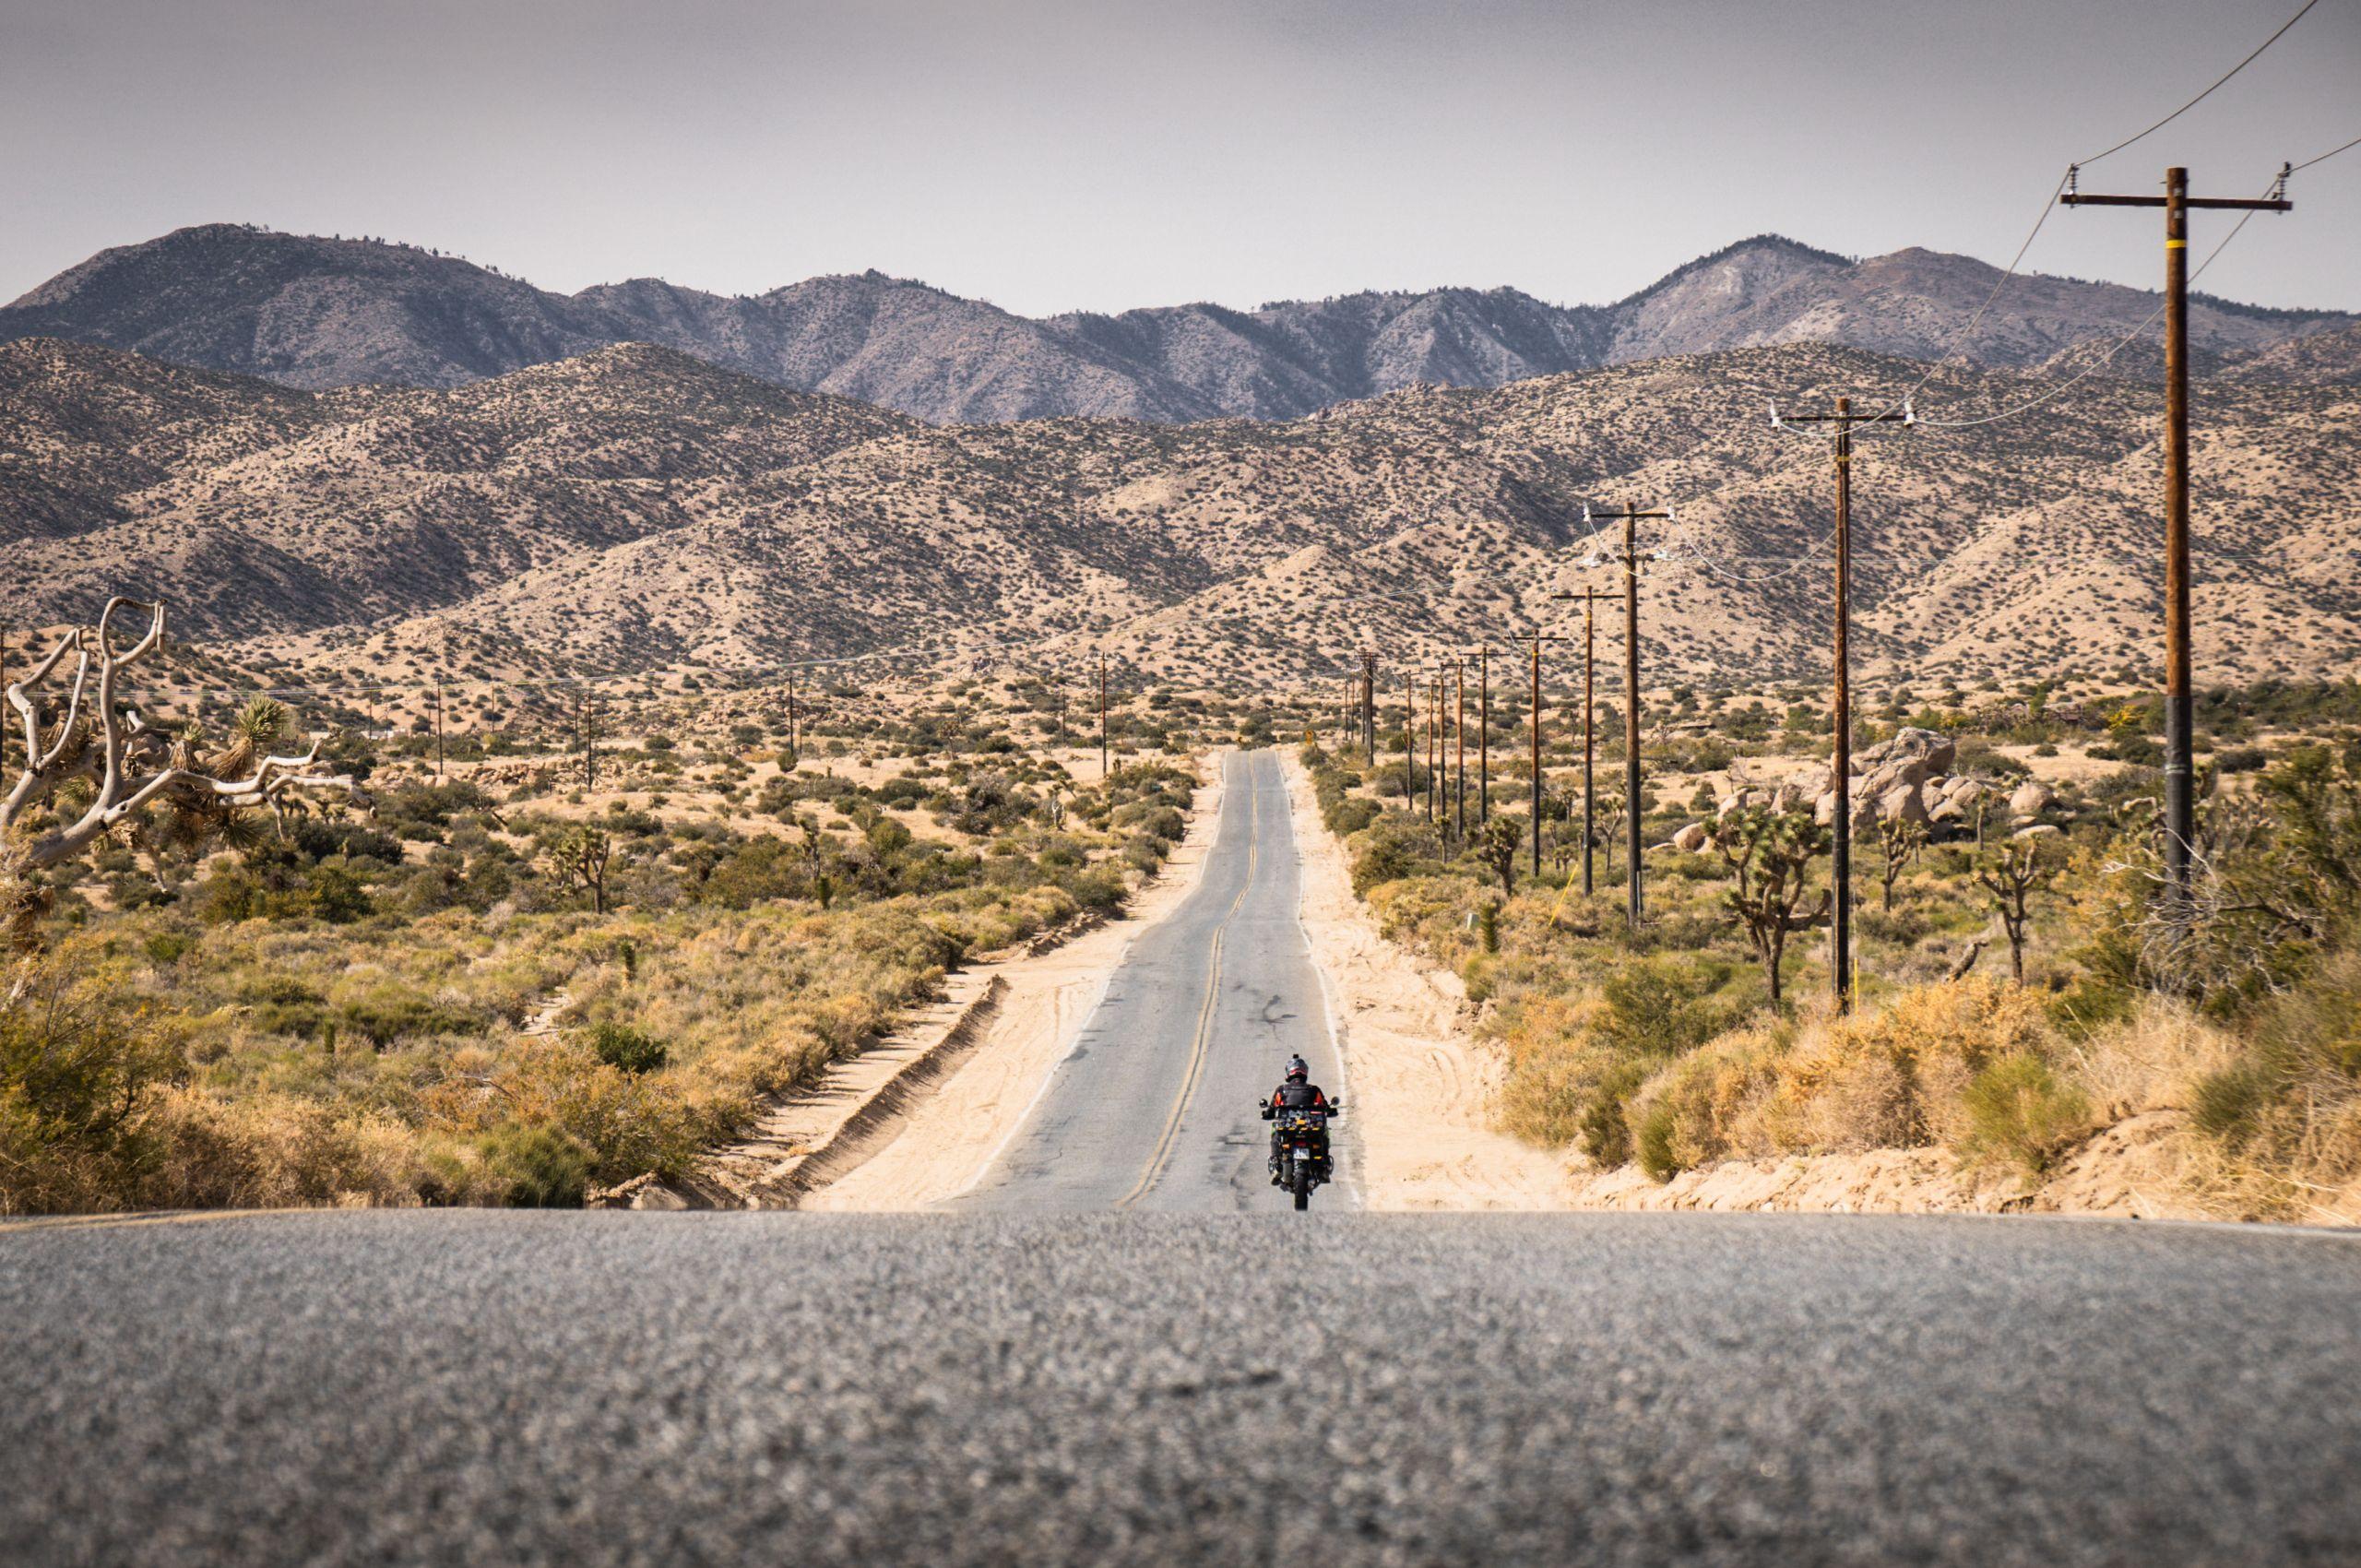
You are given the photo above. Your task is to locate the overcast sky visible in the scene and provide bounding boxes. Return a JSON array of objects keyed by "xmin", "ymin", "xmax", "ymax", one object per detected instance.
[{"xmin": 4, "ymin": 0, "xmax": 2356, "ymax": 315}]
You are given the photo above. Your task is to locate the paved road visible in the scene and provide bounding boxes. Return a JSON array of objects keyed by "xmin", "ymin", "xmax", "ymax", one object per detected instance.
[
  {"xmin": 961, "ymin": 747, "xmax": 1354, "ymax": 1212},
  {"xmin": 4, "ymin": 1209, "xmax": 2356, "ymax": 1566}
]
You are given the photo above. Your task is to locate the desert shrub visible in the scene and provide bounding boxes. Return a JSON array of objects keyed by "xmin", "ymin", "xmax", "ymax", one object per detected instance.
[
  {"xmin": 1633, "ymin": 1099, "xmax": 1681, "ymax": 1182},
  {"xmin": 588, "ymin": 1021, "xmax": 669, "ymax": 1075},
  {"xmin": 1620, "ymin": 1028, "xmax": 1789, "ymax": 1178},
  {"xmin": 1351, "ymin": 814, "xmax": 1445, "ymax": 897},
  {"xmin": 2184, "ymin": 941, "xmax": 2361, "ymax": 1206},
  {"xmin": 1758, "ymin": 979, "xmax": 2059, "ymax": 1154},
  {"xmin": 476, "ymin": 1125, "xmax": 592, "ymax": 1207},
  {"xmin": 1958, "ymin": 1053, "xmax": 2093, "ymax": 1177},
  {"xmin": 0, "ymin": 954, "xmax": 186, "ymax": 1213}
]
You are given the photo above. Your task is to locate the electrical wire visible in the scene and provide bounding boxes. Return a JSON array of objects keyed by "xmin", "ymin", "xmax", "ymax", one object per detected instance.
[
  {"xmin": 2292, "ymin": 132, "xmax": 2361, "ymax": 172},
  {"xmin": 1916, "ymin": 169, "xmax": 2279, "ymax": 431},
  {"xmin": 2074, "ymin": 0, "xmax": 2324, "ymax": 168}
]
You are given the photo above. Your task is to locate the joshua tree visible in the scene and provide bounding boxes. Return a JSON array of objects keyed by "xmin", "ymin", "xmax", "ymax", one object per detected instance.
[
  {"xmin": 1975, "ymin": 838, "xmax": 2060, "ymax": 984},
  {"xmin": 2, "ymin": 599, "xmax": 364, "ymax": 945},
  {"xmin": 1878, "ymin": 816, "xmax": 1928, "ymax": 911},
  {"xmin": 1711, "ymin": 805, "xmax": 1832, "ymax": 1005},
  {"xmin": 548, "ymin": 825, "xmax": 613, "ymax": 915},
  {"xmin": 1478, "ymin": 814, "xmax": 1525, "ymax": 896}
]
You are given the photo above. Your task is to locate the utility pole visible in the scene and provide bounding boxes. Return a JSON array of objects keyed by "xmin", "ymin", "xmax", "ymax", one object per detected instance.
[
  {"xmin": 1579, "ymin": 505, "xmax": 1673, "ymax": 928},
  {"xmin": 1423, "ymin": 670, "xmax": 1435, "ymax": 825},
  {"xmin": 432, "ymin": 674, "xmax": 445, "ymax": 781},
  {"xmin": 1477, "ymin": 647, "xmax": 1491, "ymax": 824},
  {"xmin": 1404, "ymin": 673, "xmax": 1418, "ymax": 810},
  {"xmin": 1511, "ymin": 634, "xmax": 1564, "ymax": 880},
  {"xmin": 785, "ymin": 668, "xmax": 800, "ymax": 766},
  {"xmin": 1362, "ymin": 651, "xmax": 1377, "ymax": 769},
  {"xmin": 1550, "ymin": 588, "xmax": 1603, "ymax": 895},
  {"xmin": 1453, "ymin": 658, "xmax": 1467, "ymax": 840},
  {"xmin": 1096, "ymin": 650, "xmax": 1109, "ymax": 779},
  {"xmin": 1772, "ymin": 399, "xmax": 1912, "ymax": 1013},
  {"xmin": 2062, "ymin": 162, "xmax": 2292, "ymax": 915}
]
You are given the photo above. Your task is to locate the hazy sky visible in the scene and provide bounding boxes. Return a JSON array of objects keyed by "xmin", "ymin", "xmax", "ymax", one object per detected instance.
[{"xmin": 4, "ymin": 0, "xmax": 2357, "ymax": 315}]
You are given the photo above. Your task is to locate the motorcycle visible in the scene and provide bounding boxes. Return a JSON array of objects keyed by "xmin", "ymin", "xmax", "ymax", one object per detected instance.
[{"xmin": 1260, "ymin": 1097, "xmax": 1343, "ymax": 1211}]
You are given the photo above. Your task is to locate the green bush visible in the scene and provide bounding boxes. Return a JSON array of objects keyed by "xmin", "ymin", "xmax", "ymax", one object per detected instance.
[
  {"xmin": 588, "ymin": 1022, "xmax": 669, "ymax": 1075},
  {"xmin": 1634, "ymin": 1099, "xmax": 1683, "ymax": 1182},
  {"xmin": 1958, "ymin": 1053, "xmax": 2091, "ymax": 1177},
  {"xmin": 476, "ymin": 1125, "xmax": 591, "ymax": 1207}
]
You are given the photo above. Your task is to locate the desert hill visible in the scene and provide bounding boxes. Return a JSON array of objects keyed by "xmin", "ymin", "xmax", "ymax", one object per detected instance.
[
  {"xmin": 5, "ymin": 335, "xmax": 2355, "ymax": 701},
  {"xmin": 4, "ymin": 225, "xmax": 2351, "ymax": 422}
]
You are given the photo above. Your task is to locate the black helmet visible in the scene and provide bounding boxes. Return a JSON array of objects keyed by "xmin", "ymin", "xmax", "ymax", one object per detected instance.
[{"xmin": 1286, "ymin": 1056, "xmax": 1309, "ymax": 1083}]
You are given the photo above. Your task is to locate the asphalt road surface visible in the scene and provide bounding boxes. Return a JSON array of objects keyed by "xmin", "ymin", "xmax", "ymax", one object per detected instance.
[
  {"xmin": 4, "ymin": 1209, "xmax": 2357, "ymax": 1566},
  {"xmin": 960, "ymin": 746, "xmax": 1355, "ymax": 1213}
]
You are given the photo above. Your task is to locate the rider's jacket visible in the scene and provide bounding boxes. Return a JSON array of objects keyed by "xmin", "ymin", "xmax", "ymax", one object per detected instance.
[{"xmin": 1268, "ymin": 1081, "xmax": 1332, "ymax": 1115}]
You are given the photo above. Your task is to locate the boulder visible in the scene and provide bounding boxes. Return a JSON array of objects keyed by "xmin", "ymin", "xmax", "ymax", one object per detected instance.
[
  {"xmin": 1879, "ymin": 783, "xmax": 1927, "ymax": 826},
  {"xmin": 1671, "ymin": 822, "xmax": 1710, "ymax": 853},
  {"xmin": 1947, "ymin": 778, "xmax": 1985, "ymax": 804},
  {"xmin": 2009, "ymin": 780, "xmax": 2054, "ymax": 820},
  {"xmin": 2012, "ymin": 824, "xmax": 2062, "ymax": 840},
  {"xmin": 1855, "ymin": 727, "xmax": 1956, "ymax": 787}
]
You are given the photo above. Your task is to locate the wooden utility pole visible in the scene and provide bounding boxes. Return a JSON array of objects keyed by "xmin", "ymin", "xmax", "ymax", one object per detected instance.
[
  {"xmin": 1772, "ymin": 399, "xmax": 1911, "ymax": 1013},
  {"xmin": 1427, "ymin": 669, "xmax": 1441, "ymax": 826},
  {"xmin": 785, "ymin": 668, "xmax": 800, "ymax": 764},
  {"xmin": 1477, "ymin": 647, "xmax": 1490, "ymax": 824},
  {"xmin": 1512, "ymin": 634, "xmax": 1564, "ymax": 880},
  {"xmin": 1404, "ymin": 673, "xmax": 1418, "ymax": 809},
  {"xmin": 1548, "ymin": 588, "xmax": 1603, "ymax": 895},
  {"xmin": 1362, "ymin": 651, "xmax": 1377, "ymax": 768},
  {"xmin": 433, "ymin": 674, "xmax": 445, "ymax": 781},
  {"xmin": 1453, "ymin": 658, "xmax": 1467, "ymax": 840},
  {"xmin": 1097, "ymin": 650, "xmax": 1109, "ymax": 780},
  {"xmin": 1580, "ymin": 506, "xmax": 1672, "ymax": 928},
  {"xmin": 2062, "ymin": 162, "xmax": 2292, "ymax": 914},
  {"xmin": 1583, "ymin": 589, "xmax": 1597, "ymax": 896}
]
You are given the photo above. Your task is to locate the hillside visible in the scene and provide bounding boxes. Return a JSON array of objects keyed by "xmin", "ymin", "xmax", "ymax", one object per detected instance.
[
  {"xmin": 5, "ymin": 336, "xmax": 2355, "ymax": 698},
  {"xmin": 5, "ymin": 225, "xmax": 2353, "ymax": 422}
]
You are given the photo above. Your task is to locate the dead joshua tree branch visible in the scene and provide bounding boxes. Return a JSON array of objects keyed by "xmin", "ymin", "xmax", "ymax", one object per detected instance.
[{"xmin": 2, "ymin": 600, "xmax": 366, "ymax": 939}]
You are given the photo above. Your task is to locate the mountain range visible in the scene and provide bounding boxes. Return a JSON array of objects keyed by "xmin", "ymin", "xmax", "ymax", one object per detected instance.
[
  {"xmin": 4, "ymin": 225, "xmax": 2355, "ymax": 424},
  {"xmin": 6, "ymin": 334, "xmax": 2355, "ymax": 699}
]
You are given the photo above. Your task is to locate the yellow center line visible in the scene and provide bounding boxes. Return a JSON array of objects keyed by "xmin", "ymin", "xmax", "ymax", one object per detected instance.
[
  {"xmin": 0, "ymin": 1207, "xmax": 322, "ymax": 1236},
  {"xmin": 1117, "ymin": 766, "xmax": 1261, "ymax": 1208}
]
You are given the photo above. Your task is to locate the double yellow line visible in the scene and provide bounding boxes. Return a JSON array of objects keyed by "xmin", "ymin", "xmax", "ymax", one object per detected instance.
[{"xmin": 1117, "ymin": 771, "xmax": 1261, "ymax": 1208}]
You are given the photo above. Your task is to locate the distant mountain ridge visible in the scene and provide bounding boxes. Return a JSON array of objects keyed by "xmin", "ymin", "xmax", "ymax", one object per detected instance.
[
  {"xmin": 5, "ymin": 224, "xmax": 2355, "ymax": 422},
  {"xmin": 6, "ymin": 335, "xmax": 2357, "ymax": 695}
]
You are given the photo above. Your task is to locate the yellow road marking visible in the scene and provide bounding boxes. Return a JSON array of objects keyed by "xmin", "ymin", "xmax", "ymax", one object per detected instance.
[
  {"xmin": 0, "ymin": 1207, "xmax": 323, "ymax": 1236},
  {"xmin": 1117, "ymin": 766, "xmax": 1261, "ymax": 1208}
]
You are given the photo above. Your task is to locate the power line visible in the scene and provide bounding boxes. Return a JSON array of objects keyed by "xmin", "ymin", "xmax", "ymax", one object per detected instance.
[
  {"xmin": 1916, "ymin": 168, "xmax": 2280, "ymax": 431},
  {"xmin": 2073, "ymin": 0, "xmax": 2324, "ymax": 168},
  {"xmin": 2292, "ymin": 132, "xmax": 2361, "ymax": 172}
]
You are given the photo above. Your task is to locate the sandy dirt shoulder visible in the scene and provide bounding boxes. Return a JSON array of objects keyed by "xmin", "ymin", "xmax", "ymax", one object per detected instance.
[
  {"xmin": 1278, "ymin": 754, "xmax": 1572, "ymax": 1209},
  {"xmin": 802, "ymin": 751, "xmax": 1231, "ymax": 1211}
]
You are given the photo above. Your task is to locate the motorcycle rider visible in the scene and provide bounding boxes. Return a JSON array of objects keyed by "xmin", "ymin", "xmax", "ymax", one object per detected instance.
[{"xmin": 1263, "ymin": 1055, "xmax": 1336, "ymax": 1185}]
